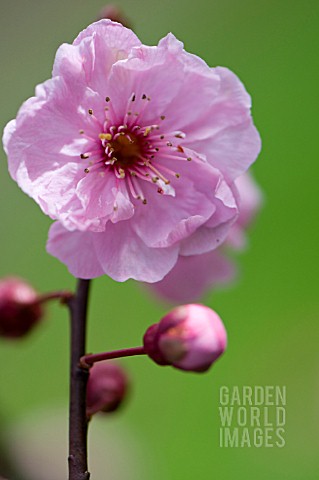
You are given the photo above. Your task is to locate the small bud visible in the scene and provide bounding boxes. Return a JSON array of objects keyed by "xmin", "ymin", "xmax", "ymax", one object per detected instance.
[
  {"xmin": 143, "ymin": 304, "xmax": 227, "ymax": 373},
  {"xmin": 97, "ymin": 5, "xmax": 132, "ymax": 29},
  {"xmin": 0, "ymin": 277, "xmax": 43, "ymax": 339},
  {"xmin": 86, "ymin": 362, "xmax": 128, "ymax": 417}
]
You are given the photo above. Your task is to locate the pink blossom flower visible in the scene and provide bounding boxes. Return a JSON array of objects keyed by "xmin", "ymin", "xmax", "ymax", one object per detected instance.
[
  {"xmin": 150, "ymin": 172, "xmax": 262, "ymax": 303},
  {"xmin": 143, "ymin": 304, "xmax": 227, "ymax": 372},
  {"xmin": 3, "ymin": 20, "xmax": 260, "ymax": 282}
]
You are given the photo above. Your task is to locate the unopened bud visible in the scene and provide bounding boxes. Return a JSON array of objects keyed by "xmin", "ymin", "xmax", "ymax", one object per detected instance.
[
  {"xmin": 86, "ymin": 362, "xmax": 128, "ymax": 417},
  {"xmin": 143, "ymin": 304, "xmax": 227, "ymax": 373},
  {"xmin": 97, "ymin": 5, "xmax": 132, "ymax": 29},
  {"xmin": 0, "ymin": 277, "xmax": 43, "ymax": 339}
]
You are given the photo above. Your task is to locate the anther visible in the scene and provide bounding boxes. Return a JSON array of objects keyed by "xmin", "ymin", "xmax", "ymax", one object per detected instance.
[
  {"xmin": 132, "ymin": 94, "xmax": 136, "ymax": 102},
  {"xmin": 88, "ymin": 109, "xmax": 93, "ymax": 115},
  {"xmin": 160, "ymin": 135, "xmax": 165, "ymax": 140},
  {"xmin": 84, "ymin": 168, "xmax": 90, "ymax": 173},
  {"xmin": 167, "ymin": 142, "xmax": 173, "ymax": 147},
  {"xmin": 99, "ymin": 133, "xmax": 112, "ymax": 141},
  {"xmin": 79, "ymin": 129, "xmax": 84, "ymax": 134},
  {"xmin": 142, "ymin": 94, "xmax": 147, "ymax": 100},
  {"xmin": 144, "ymin": 127, "xmax": 152, "ymax": 137},
  {"xmin": 80, "ymin": 153, "xmax": 90, "ymax": 159},
  {"xmin": 175, "ymin": 173, "xmax": 180, "ymax": 178},
  {"xmin": 142, "ymin": 199, "xmax": 147, "ymax": 204},
  {"xmin": 160, "ymin": 115, "xmax": 165, "ymax": 120},
  {"xmin": 105, "ymin": 96, "xmax": 110, "ymax": 102},
  {"xmin": 187, "ymin": 157, "xmax": 192, "ymax": 161}
]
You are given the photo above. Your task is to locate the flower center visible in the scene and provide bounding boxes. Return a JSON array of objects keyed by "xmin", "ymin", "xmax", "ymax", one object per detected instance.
[
  {"xmin": 108, "ymin": 132, "xmax": 141, "ymax": 168},
  {"xmin": 79, "ymin": 94, "xmax": 194, "ymax": 204}
]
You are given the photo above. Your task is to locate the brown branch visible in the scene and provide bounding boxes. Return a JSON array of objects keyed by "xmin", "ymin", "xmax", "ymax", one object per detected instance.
[{"xmin": 66, "ymin": 279, "xmax": 91, "ymax": 480}]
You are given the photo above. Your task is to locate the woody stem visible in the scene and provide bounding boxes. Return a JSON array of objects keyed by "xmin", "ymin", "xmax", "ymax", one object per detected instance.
[{"xmin": 66, "ymin": 279, "xmax": 91, "ymax": 480}]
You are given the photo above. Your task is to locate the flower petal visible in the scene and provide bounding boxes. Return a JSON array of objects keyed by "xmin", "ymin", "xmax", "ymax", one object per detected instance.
[
  {"xmin": 46, "ymin": 222, "xmax": 104, "ymax": 279},
  {"xmin": 132, "ymin": 156, "xmax": 222, "ymax": 248},
  {"xmin": 183, "ymin": 67, "xmax": 261, "ymax": 181},
  {"xmin": 149, "ymin": 250, "xmax": 236, "ymax": 303},
  {"xmin": 92, "ymin": 222, "xmax": 179, "ymax": 282},
  {"xmin": 54, "ymin": 20, "xmax": 141, "ymax": 96}
]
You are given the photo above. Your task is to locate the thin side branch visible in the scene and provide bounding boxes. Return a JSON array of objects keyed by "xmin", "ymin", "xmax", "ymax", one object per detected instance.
[{"xmin": 81, "ymin": 346, "xmax": 145, "ymax": 368}]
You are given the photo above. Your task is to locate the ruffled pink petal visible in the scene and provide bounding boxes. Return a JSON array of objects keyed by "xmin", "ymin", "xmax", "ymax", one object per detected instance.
[
  {"xmin": 157, "ymin": 39, "xmax": 221, "ymax": 132},
  {"xmin": 182, "ymin": 67, "xmax": 261, "ymax": 181},
  {"xmin": 76, "ymin": 171, "xmax": 135, "ymax": 229},
  {"xmin": 92, "ymin": 221, "xmax": 179, "ymax": 282},
  {"xmin": 53, "ymin": 20, "xmax": 141, "ymax": 97},
  {"xmin": 105, "ymin": 33, "xmax": 186, "ymax": 124},
  {"xmin": 149, "ymin": 250, "xmax": 236, "ymax": 304},
  {"xmin": 132, "ymin": 157, "xmax": 220, "ymax": 248},
  {"xmin": 46, "ymin": 222, "xmax": 104, "ymax": 279},
  {"xmin": 179, "ymin": 180, "xmax": 238, "ymax": 255}
]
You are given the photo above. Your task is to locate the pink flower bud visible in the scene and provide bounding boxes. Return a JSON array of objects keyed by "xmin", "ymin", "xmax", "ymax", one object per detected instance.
[
  {"xmin": 86, "ymin": 362, "xmax": 128, "ymax": 417},
  {"xmin": 0, "ymin": 277, "xmax": 43, "ymax": 339},
  {"xmin": 143, "ymin": 304, "xmax": 227, "ymax": 372}
]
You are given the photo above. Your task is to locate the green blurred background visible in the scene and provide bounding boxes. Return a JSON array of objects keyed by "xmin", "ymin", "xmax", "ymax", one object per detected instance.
[{"xmin": 0, "ymin": 0, "xmax": 318, "ymax": 478}]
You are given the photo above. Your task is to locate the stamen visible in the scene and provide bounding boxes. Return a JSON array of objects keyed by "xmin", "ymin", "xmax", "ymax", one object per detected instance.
[
  {"xmin": 99, "ymin": 133, "xmax": 112, "ymax": 141},
  {"xmin": 131, "ymin": 175, "xmax": 147, "ymax": 203},
  {"xmin": 126, "ymin": 175, "xmax": 137, "ymax": 198},
  {"xmin": 87, "ymin": 109, "xmax": 102, "ymax": 127},
  {"xmin": 143, "ymin": 161, "xmax": 170, "ymax": 185},
  {"xmin": 159, "ymin": 153, "xmax": 192, "ymax": 162},
  {"xmin": 157, "ymin": 164, "xmax": 180, "ymax": 179}
]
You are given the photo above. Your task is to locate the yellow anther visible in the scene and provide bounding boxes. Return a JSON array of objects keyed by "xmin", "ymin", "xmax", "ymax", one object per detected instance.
[{"xmin": 99, "ymin": 133, "xmax": 112, "ymax": 141}]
